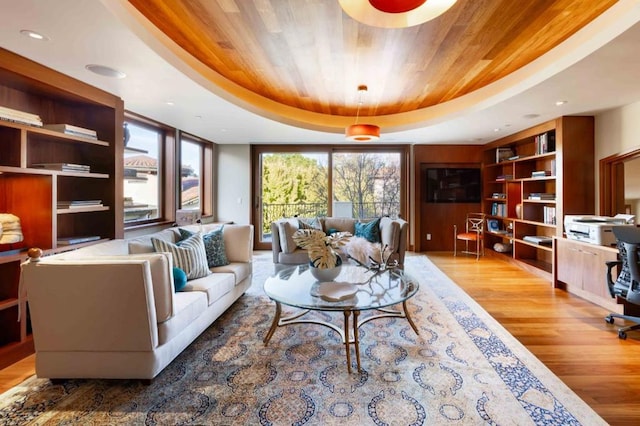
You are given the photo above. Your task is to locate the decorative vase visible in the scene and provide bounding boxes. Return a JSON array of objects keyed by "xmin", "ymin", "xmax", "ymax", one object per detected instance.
[
  {"xmin": 309, "ymin": 256, "xmax": 342, "ymax": 281},
  {"xmin": 515, "ymin": 203, "xmax": 523, "ymax": 219}
]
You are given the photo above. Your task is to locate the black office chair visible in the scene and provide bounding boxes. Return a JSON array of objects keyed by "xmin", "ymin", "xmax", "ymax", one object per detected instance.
[{"xmin": 605, "ymin": 226, "xmax": 640, "ymax": 339}]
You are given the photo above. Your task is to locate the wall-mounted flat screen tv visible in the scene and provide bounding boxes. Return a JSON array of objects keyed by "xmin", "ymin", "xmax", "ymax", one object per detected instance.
[{"xmin": 426, "ymin": 168, "xmax": 481, "ymax": 203}]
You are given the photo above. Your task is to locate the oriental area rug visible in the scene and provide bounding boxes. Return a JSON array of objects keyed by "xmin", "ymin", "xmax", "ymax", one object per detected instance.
[{"xmin": 0, "ymin": 253, "xmax": 604, "ymax": 425}]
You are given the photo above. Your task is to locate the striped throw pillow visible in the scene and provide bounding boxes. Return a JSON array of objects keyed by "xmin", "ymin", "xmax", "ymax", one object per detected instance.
[{"xmin": 151, "ymin": 233, "xmax": 210, "ymax": 280}]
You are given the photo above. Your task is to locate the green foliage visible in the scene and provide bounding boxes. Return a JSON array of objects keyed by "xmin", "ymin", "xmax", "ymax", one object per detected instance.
[{"xmin": 262, "ymin": 154, "xmax": 327, "ymax": 205}]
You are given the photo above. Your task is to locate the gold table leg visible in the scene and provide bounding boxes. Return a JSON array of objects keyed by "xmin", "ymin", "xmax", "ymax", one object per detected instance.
[
  {"xmin": 403, "ymin": 300, "xmax": 420, "ymax": 335},
  {"xmin": 343, "ymin": 310, "xmax": 352, "ymax": 374},
  {"xmin": 263, "ymin": 301, "xmax": 281, "ymax": 345},
  {"xmin": 353, "ymin": 310, "xmax": 361, "ymax": 372}
]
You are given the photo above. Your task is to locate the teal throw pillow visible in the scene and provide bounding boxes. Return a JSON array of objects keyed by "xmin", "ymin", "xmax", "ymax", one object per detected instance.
[
  {"xmin": 180, "ymin": 227, "xmax": 229, "ymax": 268},
  {"xmin": 173, "ymin": 267, "xmax": 188, "ymax": 291},
  {"xmin": 354, "ymin": 217, "xmax": 381, "ymax": 243},
  {"xmin": 325, "ymin": 227, "xmax": 339, "ymax": 236}
]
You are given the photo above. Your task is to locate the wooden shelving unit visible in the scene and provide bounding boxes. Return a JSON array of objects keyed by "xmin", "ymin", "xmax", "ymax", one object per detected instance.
[
  {"xmin": 481, "ymin": 116, "xmax": 595, "ymax": 280},
  {"xmin": 0, "ymin": 48, "xmax": 124, "ymax": 369}
]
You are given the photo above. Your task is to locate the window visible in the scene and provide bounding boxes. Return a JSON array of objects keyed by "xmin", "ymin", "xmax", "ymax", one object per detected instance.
[
  {"xmin": 180, "ymin": 138, "xmax": 202, "ymax": 211},
  {"xmin": 123, "ymin": 120, "xmax": 164, "ymax": 224}
]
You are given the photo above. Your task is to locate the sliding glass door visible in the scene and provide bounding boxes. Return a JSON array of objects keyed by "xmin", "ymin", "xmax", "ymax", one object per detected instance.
[{"xmin": 252, "ymin": 146, "xmax": 407, "ymax": 250}]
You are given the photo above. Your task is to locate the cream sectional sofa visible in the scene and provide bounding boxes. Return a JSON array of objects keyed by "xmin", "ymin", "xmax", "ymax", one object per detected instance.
[
  {"xmin": 22, "ymin": 223, "xmax": 253, "ymax": 381},
  {"xmin": 271, "ymin": 216, "xmax": 408, "ymax": 267}
]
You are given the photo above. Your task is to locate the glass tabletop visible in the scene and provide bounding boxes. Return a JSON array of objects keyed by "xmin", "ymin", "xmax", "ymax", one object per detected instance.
[{"xmin": 263, "ymin": 264, "xmax": 419, "ymax": 312}]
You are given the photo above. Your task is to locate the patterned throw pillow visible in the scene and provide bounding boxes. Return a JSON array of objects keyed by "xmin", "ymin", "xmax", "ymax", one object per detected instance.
[
  {"xmin": 179, "ymin": 227, "xmax": 229, "ymax": 268},
  {"xmin": 151, "ymin": 233, "xmax": 210, "ymax": 280},
  {"xmin": 354, "ymin": 217, "xmax": 381, "ymax": 243}
]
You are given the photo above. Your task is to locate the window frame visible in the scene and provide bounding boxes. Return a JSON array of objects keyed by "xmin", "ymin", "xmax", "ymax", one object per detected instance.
[{"xmin": 179, "ymin": 131, "xmax": 215, "ymax": 218}]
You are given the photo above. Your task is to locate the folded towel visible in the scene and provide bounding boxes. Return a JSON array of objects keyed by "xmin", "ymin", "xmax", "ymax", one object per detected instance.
[{"xmin": 0, "ymin": 213, "xmax": 24, "ymax": 244}]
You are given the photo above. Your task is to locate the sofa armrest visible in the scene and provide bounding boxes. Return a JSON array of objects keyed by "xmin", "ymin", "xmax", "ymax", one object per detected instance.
[
  {"xmin": 379, "ymin": 217, "xmax": 409, "ymax": 265},
  {"xmin": 23, "ymin": 259, "xmax": 159, "ymax": 352},
  {"xmin": 271, "ymin": 221, "xmax": 282, "ymax": 263},
  {"xmin": 222, "ymin": 224, "xmax": 254, "ymax": 263}
]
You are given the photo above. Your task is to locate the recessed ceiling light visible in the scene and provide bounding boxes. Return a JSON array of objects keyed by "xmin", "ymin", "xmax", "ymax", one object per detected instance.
[
  {"xmin": 555, "ymin": 100, "xmax": 568, "ymax": 106},
  {"xmin": 194, "ymin": 115, "xmax": 202, "ymax": 119},
  {"xmin": 85, "ymin": 64, "xmax": 126, "ymax": 79},
  {"xmin": 523, "ymin": 113, "xmax": 540, "ymax": 119},
  {"xmin": 494, "ymin": 128, "xmax": 500, "ymax": 132},
  {"xmin": 165, "ymin": 101, "xmax": 174, "ymax": 106},
  {"xmin": 20, "ymin": 29, "xmax": 49, "ymax": 41}
]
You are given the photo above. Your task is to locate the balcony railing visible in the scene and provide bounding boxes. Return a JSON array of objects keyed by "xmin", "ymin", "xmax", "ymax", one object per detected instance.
[{"xmin": 261, "ymin": 201, "xmax": 400, "ymax": 239}]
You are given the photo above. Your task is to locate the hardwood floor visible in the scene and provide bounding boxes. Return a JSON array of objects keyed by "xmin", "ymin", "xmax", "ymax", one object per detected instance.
[
  {"xmin": 428, "ymin": 252, "xmax": 640, "ymax": 426},
  {"xmin": 1, "ymin": 252, "xmax": 639, "ymax": 424}
]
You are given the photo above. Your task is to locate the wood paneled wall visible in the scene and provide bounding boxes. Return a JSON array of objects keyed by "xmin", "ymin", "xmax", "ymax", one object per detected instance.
[{"xmin": 413, "ymin": 145, "xmax": 483, "ymax": 252}]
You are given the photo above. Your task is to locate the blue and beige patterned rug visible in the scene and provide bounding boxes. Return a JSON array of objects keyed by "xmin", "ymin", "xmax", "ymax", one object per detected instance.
[{"xmin": 0, "ymin": 253, "xmax": 604, "ymax": 425}]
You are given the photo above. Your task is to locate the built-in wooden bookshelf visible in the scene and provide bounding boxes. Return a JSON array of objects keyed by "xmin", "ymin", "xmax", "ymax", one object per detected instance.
[
  {"xmin": 0, "ymin": 48, "xmax": 124, "ymax": 368},
  {"xmin": 481, "ymin": 116, "xmax": 595, "ymax": 280}
]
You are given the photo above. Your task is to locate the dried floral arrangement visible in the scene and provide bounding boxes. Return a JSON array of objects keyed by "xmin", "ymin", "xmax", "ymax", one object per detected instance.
[{"xmin": 292, "ymin": 229, "xmax": 351, "ymax": 268}]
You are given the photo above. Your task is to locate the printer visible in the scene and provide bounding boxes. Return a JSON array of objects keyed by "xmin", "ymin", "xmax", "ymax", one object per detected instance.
[{"xmin": 564, "ymin": 214, "xmax": 635, "ymax": 246}]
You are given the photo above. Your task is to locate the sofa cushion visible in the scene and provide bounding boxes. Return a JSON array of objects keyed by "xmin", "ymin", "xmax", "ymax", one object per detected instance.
[
  {"xmin": 158, "ymin": 291, "xmax": 208, "ymax": 345},
  {"xmin": 152, "ymin": 233, "xmax": 210, "ymax": 280},
  {"xmin": 182, "ymin": 272, "xmax": 236, "ymax": 305},
  {"xmin": 277, "ymin": 218, "xmax": 299, "ymax": 254},
  {"xmin": 179, "ymin": 227, "xmax": 229, "ymax": 268},
  {"xmin": 211, "ymin": 262, "xmax": 252, "ymax": 285},
  {"xmin": 173, "ymin": 267, "xmax": 188, "ymax": 291},
  {"xmin": 323, "ymin": 217, "xmax": 356, "ymax": 234},
  {"xmin": 355, "ymin": 217, "xmax": 381, "ymax": 243}
]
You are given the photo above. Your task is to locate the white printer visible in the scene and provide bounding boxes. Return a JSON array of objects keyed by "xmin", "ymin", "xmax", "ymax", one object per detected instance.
[{"xmin": 564, "ymin": 214, "xmax": 635, "ymax": 246}]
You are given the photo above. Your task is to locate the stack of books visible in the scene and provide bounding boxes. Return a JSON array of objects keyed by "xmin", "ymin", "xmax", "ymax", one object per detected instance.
[
  {"xmin": 0, "ymin": 105, "xmax": 43, "ymax": 127},
  {"xmin": 531, "ymin": 170, "xmax": 552, "ymax": 178},
  {"xmin": 492, "ymin": 192, "xmax": 506, "ymax": 199},
  {"xmin": 495, "ymin": 174, "xmax": 514, "ymax": 181},
  {"xmin": 57, "ymin": 235, "xmax": 101, "ymax": 246},
  {"xmin": 528, "ymin": 192, "xmax": 555, "ymax": 200},
  {"xmin": 57, "ymin": 200, "xmax": 103, "ymax": 209},
  {"xmin": 491, "ymin": 202, "xmax": 507, "ymax": 216},
  {"xmin": 32, "ymin": 163, "xmax": 91, "ymax": 173},
  {"xmin": 43, "ymin": 123, "xmax": 97, "ymax": 140}
]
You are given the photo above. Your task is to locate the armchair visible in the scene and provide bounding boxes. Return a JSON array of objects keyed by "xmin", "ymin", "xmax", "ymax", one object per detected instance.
[{"xmin": 605, "ymin": 226, "xmax": 640, "ymax": 339}]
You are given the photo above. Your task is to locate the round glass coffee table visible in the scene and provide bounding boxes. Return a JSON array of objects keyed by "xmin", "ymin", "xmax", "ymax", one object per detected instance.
[{"xmin": 263, "ymin": 264, "xmax": 419, "ymax": 373}]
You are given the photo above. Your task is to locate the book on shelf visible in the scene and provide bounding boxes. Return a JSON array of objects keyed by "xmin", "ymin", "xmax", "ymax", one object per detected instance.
[
  {"xmin": 495, "ymin": 174, "xmax": 513, "ymax": 181},
  {"xmin": 531, "ymin": 170, "xmax": 552, "ymax": 178},
  {"xmin": 32, "ymin": 163, "xmax": 91, "ymax": 172},
  {"xmin": 543, "ymin": 206, "xmax": 556, "ymax": 224},
  {"xmin": 534, "ymin": 131, "xmax": 556, "ymax": 155},
  {"xmin": 43, "ymin": 123, "xmax": 98, "ymax": 139},
  {"xmin": 496, "ymin": 147, "xmax": 515, "ymax": 163},
  {"xmin": 0, "ymin": 105, "xmax": 43, "ymax": 127},
  {"xmin": 491, "ymin": 202, "xmax": 507, "ymax": 217},
  {"xmin": 57, "ymin": 235, "xmax": 101, "ymax": 245},
  {"xmin": 523, "ymin": 235, "xmax": 553, "ymax": 245},
  {"xmin": 57, "ymin": 200, "xmax": 103, "ymax": 208},
  {"xmin": 528, "ymin": 192, "xmax": 555, "ymax": 200}
]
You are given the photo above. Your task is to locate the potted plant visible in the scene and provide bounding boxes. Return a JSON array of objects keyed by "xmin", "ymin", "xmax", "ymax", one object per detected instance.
[{"xmin": 292, "ymin": 229, "xmax": 351, "ymax": 280}]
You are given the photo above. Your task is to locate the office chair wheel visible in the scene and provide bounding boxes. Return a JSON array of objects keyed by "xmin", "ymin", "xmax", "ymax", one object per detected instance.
[
  {"xmin": 618, "ymin": 330, "xmax": 627, "ymax": 340},
  {"xmin": 605, "ymin": 315, "xmax": 614, "ymax": 324}
]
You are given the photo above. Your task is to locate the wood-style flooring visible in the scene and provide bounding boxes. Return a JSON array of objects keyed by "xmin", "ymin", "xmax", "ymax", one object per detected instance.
[{"xmin": 1, "ymin": 252, "xmax": 639, "ymax": 424}]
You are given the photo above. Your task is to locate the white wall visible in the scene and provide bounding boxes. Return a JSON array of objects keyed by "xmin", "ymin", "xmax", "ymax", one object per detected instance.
[
  {"xmin": 594, "ymin": 100, "xmax": 640, "ymax": 212},
  {"xmin": 216, "ymin": 144, "xmax": 251, "ymax": 224}
]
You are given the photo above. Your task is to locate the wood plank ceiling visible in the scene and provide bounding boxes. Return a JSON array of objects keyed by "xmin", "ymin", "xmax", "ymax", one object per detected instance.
[{"xmin": 128, "ymin": 0, "xmax": 617, "ymax": 119}]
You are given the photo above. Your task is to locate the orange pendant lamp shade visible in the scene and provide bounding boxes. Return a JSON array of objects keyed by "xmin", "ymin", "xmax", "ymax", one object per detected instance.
[{"xmin": 345, "ymin": 124, "xmax": 381, "ymax": 141}]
